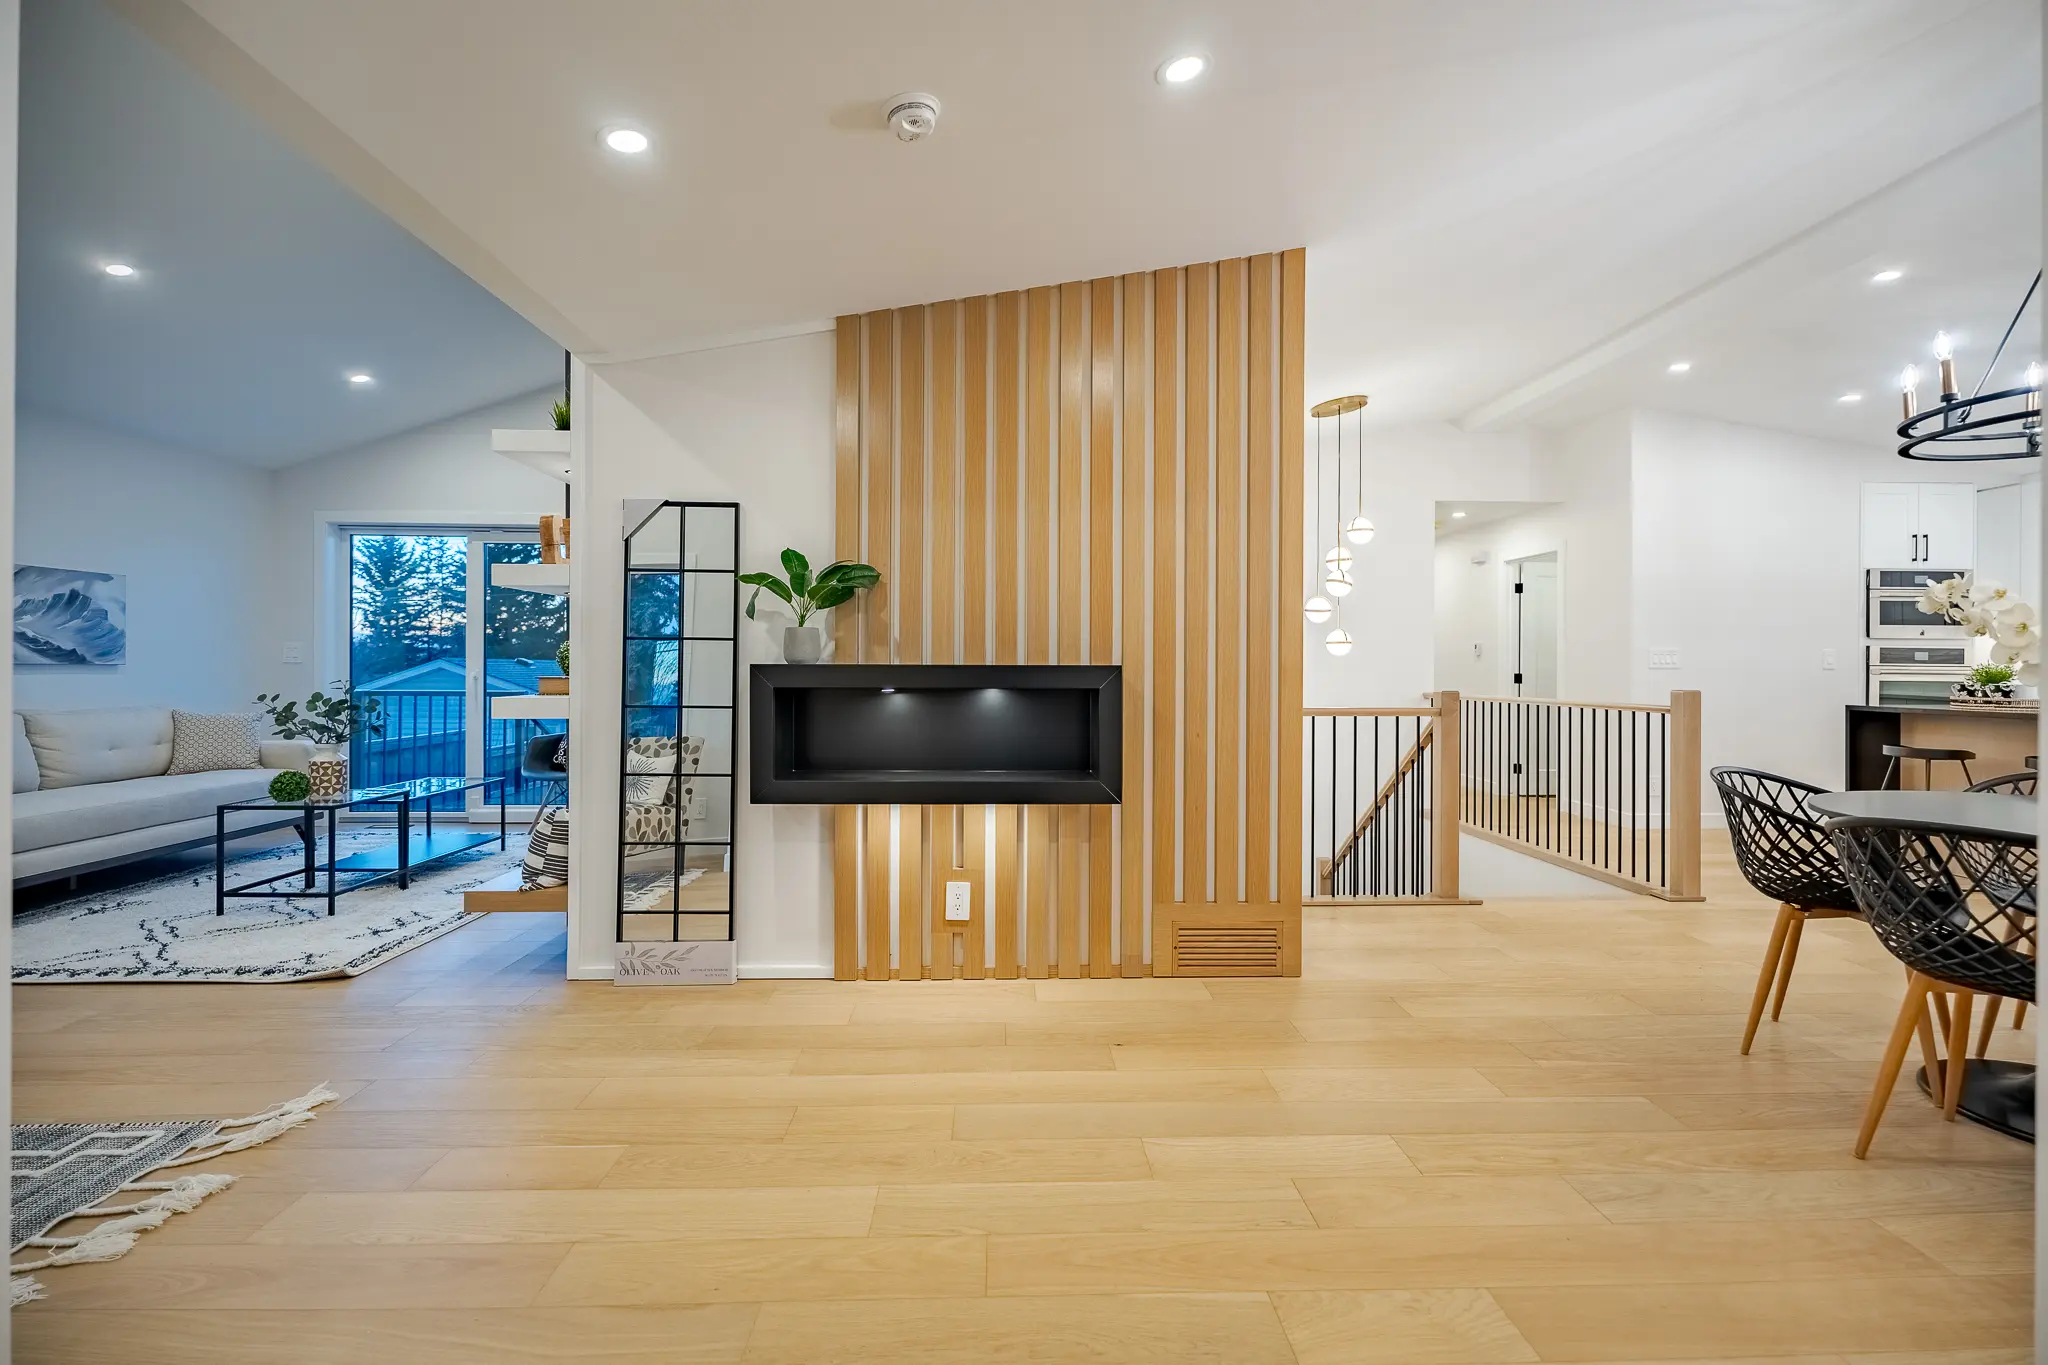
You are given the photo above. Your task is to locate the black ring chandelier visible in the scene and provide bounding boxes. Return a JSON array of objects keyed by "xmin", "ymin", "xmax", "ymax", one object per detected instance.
[{"xmin": 1896, "ymin": 270, "xmax": 2041, "ymax": 462}]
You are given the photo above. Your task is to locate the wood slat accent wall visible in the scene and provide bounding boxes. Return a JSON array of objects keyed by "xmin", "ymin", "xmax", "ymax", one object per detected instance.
[{"xmin": 830, "ymin": 249, "xmax": 1305, "ymax": 979}]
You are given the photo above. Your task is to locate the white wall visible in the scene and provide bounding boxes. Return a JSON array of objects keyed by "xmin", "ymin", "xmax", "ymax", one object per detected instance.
[
  {"xmin": 569, "ymin": 332, "xmax": 837, "ymax": 979},
  {"xmin": 260, "ymin": 387, "xmax": 563, "ymax": 694},
  {"xmin": 1432, "ymin": 506, "xmax": 1568, "ymax": 698},
  {"xmin": 13, "ymin": 408, "xmax": 268, "ymax": 712},
  {"xmin": 1626, "ymin": 409, "xmax": 1976, "ymax": 794}
]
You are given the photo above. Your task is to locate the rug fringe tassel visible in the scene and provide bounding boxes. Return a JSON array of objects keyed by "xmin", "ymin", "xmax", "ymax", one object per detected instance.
[
  {"xmin": 12, "ymin": 1277, "xmax": 45, "ymax": 1306},
  {"xmin": 11, "ymin": 1085, "xmax": 338, "ymax": 1302}
]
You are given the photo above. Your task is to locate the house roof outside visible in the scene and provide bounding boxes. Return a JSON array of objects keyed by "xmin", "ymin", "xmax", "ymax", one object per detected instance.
[{"xmin": 355, "ymin": 657, "xmax": 562, "ymax": 695}]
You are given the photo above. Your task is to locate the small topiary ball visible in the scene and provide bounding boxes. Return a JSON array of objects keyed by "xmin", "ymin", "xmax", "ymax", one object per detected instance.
[{"xmin": 269, "ymin": 770, "xmax": 312, "ymax": 803}]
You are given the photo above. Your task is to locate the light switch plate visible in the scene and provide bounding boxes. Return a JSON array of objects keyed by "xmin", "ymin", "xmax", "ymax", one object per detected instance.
[
  {"xmin": 1821, "ymin": 648, "xmax": 1837, "ymax": 670},
  {"xmin": 281, "ymin": 642, "xmax": 306, "ymax": 664},
  {"xmin": 944, "ymin": 880, "xmax": 972, "ymax": 922},
  {"xmin": 1648, "ymin": 649, "xmax": 1680, "ymax": 670}
]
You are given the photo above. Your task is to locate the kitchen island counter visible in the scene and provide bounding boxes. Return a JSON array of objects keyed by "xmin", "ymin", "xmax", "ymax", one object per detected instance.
[{"xmin": 1845, "ymin": 703, "xmax": 2038, "ymax": 789}]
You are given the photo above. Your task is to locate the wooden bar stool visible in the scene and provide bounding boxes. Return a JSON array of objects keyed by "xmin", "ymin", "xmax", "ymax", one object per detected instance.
[{"xmin": 1880, "ymin": 744, "xmax": 1974, "ymax": 791}]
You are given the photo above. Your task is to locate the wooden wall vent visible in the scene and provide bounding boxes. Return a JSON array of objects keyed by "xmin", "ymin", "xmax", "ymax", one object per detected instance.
[{"xmin": 1171, "ymin": 923, "xmax": 1284, "ymax": 976}]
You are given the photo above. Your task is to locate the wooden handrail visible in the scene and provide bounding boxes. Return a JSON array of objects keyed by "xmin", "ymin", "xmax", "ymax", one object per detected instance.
[{"xmin": 1304, "ymin": 707, "xmax": 1437, "ymax": 718}]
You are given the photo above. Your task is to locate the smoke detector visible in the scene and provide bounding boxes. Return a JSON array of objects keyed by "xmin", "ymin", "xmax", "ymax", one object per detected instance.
[{"xmin": 884, "ymin": 92, "xmax": 940, "ymax": 142}]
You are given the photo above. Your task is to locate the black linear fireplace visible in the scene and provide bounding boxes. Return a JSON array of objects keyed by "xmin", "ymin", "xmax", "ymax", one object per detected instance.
[{"xmin": 749, "ymin": 665, "xmax": 1121, "ymax": 804}]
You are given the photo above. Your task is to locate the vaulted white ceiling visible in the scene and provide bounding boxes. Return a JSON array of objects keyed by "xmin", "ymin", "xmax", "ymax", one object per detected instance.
[
  {"xmin": 20, "ymin": 0, "xmax": 563, "ymax": 466},
  {"xmin": 122, "ymin": 0, "xmax": 2040, "ymax": 437}
]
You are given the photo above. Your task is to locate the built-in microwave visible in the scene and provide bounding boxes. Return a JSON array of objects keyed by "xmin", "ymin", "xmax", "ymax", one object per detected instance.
[
  {"xmin": 1866, "ymin": 568, "xmax": 1971, "ymax": 639},
  {"xmin": 1867, "ymin": 644, "xmax": 1972, "ymax": 705}
]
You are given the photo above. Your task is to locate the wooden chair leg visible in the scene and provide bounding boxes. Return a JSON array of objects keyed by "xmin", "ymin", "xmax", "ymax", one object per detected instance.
[
  {"xmin": 1910, "ymin": 969, "xmax": 1945, "ymax": 1101},
  {"xmin": 1742, "ymin": 904, "xmax": 1796, "ymax": 1054},
  {"xmin": 1975, "ymin": 995, "xmax": 2004, "ymax": 1058},
  {"xmin": 1859, "ymin": 972, "xmax": 1931, "ymax": 1159},
  {"xmin": 2016, "ymin": 1001, "xmax": 2029, "ymax": 1030},
  {"xmin": 1942, "ymin": 991, "xmax": 1975, "ymax": 1119},
  {"xmin": 1769, "ymin": 911, "xmax": 1806, "ymax": 1021},
  {"xmin": 1931, "ymin": 988, "xmax": 1952, "ymax": 1038}
]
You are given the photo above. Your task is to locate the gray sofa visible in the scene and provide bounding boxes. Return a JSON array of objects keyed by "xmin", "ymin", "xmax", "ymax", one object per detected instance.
[{"xmin": 12, "ymin": 708, "xmax": 314, "ymax": 886}]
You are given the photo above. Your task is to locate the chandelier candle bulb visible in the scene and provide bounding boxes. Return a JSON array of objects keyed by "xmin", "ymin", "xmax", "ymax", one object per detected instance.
[
  {"xmin": 1933, "ymin": 332, "xmax": 1959, "ymax": 399},
  {"xmin": 1899, "ymin": 365, "xmax": 1919, "ymax": 423}
]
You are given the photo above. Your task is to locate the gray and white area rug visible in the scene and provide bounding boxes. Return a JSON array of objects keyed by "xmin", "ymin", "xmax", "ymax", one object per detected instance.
[
  {"xmin": 14, "ymin": 830, "xmax": 521, "ymax": 983},
  {"xmin": 11, "ymin": 1084, "xmax": 338, "ymax": 1304}
]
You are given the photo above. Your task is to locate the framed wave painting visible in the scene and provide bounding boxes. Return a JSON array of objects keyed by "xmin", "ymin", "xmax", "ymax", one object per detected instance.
[{"xmin": 13, "ymin": 564, "xmax": 127, "ymax": 667}]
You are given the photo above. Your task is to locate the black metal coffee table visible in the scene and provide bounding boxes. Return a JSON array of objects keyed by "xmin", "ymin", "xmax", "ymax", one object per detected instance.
[{"xmin": 215, "ymin": 776, "xmax": 508, "ymax": 916}]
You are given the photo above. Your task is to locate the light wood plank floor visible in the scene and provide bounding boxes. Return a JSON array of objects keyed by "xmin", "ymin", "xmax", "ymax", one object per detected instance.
[{"xmin": 12, "ymin": 834, "xmax": 2034, "ymax": 1363}]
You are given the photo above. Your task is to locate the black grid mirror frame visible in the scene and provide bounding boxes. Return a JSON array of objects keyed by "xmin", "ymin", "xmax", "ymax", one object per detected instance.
[{"xmin": 618, "ymin": 501, "xmax": 740, "ymax": 945}]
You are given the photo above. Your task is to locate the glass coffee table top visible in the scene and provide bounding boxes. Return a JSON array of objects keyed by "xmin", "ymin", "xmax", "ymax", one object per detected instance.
[{"xmin": 234, "ymin": 776, "xmax": 498, "ymax": 810}]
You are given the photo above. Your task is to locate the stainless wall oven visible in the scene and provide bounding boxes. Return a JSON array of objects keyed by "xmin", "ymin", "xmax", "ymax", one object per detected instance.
[
  {"xmin": 1866, "ymin": 644, "xmax": 1971, "ymax": 705},
  {"xmin": 1866, "ymin": 568, "xmax": 1970, "ymax": 639}
]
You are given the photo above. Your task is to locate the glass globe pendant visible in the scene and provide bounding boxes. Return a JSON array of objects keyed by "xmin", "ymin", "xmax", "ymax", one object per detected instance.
[
  {"xmin": 1345, "ymin": 515, "xmax": 1375, "ymax": 546},
  {"xmin": 1303, "ymin": 595, "xmax": 1333, "ymax": 625},
  {"xmin": 1324, "ymin": 568, "xmax": 1354, "ymax": 598},
  {"xmin": 1325, "ymin": 626, "xmax": 1354, "ymax": 657},
  {"xmin": 1324, "ymin": 545, "xmax": 1353, "ymax": 572}
]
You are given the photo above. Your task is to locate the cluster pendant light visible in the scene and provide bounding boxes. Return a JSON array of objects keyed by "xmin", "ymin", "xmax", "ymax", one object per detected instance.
[{"xmin": 1306, "ymin": 394, "xmax": 1370, "ymax": 655}]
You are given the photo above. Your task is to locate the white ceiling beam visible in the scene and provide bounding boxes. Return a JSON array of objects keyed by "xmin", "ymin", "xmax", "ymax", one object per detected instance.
[
  {"xmin": 1458, "ymin": 106, "xmax": 2041, "ymax": 434},
  {"xmin": 103, "ymin": 0, "xmax": 600, "ymax": 358}
]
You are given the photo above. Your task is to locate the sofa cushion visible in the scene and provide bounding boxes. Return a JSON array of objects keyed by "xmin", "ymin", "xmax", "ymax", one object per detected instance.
[
  {"xmin": 19, "ymin": 708, "xmax": 173, "ymax": 789},
  {"xmin": 167, "ymin": 711, "xmax": 262, "ymax": 775},
  {"xmin": 12, "ymin": 714, "xmax": 38, "ymax": 794},
  {"xmin": 11, "ymin": 768, "xmax": 286, "ymax": 853}
]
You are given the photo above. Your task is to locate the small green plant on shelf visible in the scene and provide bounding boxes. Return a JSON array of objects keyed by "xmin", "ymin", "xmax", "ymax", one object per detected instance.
[
  {"xmin": 556, "ymin": 641, "xmax": 571, "ymax": 676},
  {"xmin": 739, "ymin": 550, "xmax": 880, "ymax": 626},
  {"xmin": 1968, "ymin": 663, "xmax": 2016, "ymax": 689},
  {"xmin": 550, "ymin": 396, "xmax": 571, "ymax": 431},
  {"xmin": 254, "ymin": 684, "xmax": 386, "ymax": 748}
]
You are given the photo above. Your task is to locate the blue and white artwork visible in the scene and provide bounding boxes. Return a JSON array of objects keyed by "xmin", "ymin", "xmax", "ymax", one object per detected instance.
[{"xmin": 13, "ymin": 565, "xmax": 127, "ymax": 666}]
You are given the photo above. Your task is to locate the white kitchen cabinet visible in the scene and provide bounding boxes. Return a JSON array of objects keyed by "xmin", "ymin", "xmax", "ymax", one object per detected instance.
[{"xmin": 1861, "ymin": 482, "xmax": 1975, "ymax": 570}]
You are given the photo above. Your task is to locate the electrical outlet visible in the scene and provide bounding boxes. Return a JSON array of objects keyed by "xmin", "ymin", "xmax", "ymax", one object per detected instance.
[
  {"xmin": 281, "ymin": 642, "xmax": 306, "ymax": 665},
  {"xmin": 1821, "ymin": 648, "xmax": 1837, "ymax": 670},
  {"xmin": 944, "ymin": 880, "xmax": 972, "ymax": 922},
  {"xmin": 1648, "ymin": 649, "xmax": 1680, "ymax": 670}
]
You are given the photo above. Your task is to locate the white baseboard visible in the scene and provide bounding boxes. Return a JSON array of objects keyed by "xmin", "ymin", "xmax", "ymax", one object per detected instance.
[{"xmin": 740, "ymin": 963, "xmax": 835, "ymax": 979}]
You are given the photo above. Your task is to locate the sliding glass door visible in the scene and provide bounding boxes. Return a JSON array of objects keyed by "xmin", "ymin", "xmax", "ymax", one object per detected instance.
[{"xmin": 348, "ymin": 528, "xmax": 566, "ymax": 814}]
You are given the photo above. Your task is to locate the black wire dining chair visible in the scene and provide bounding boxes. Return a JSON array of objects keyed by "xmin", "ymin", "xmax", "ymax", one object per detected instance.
[
  {"xmin": 1962, "ymin": 772, "xmax": 2037, "ymax": 1050},
  {"xmin": 1829, "ymin": 815, "xmax": 2037, "ymax": 1157},
  {"xmin": 1967, "ymin": 771, "xmax": 2037, "ymax": 797},
  {"xmin": 1711, "ymin": 767, "xmax": 1862, "ymax": 1053}
]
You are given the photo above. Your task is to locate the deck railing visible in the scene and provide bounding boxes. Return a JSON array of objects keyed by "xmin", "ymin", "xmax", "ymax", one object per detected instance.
[
  {"xmin": 1458, "ymin": 690, "xmax": 1701, "ymax": 900},
  {"xmin": 1303, "ymin": 690, "xmax": 1461, "ymax": 902},
  {"xmin": 350, "ymin": 689, "xmax": 565, "ymax": 809}
]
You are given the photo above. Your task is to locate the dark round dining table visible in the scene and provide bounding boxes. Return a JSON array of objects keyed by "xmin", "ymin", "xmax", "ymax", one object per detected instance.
[{"xmin": 1807, "ymin": 788, "xmax": 2038, "ymax": 1143}]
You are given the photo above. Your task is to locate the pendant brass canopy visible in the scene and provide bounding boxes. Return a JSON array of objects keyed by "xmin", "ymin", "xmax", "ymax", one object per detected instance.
[{"xmin": 1311, "ymin": 394, "xmax": 1369, "ymax": 419}]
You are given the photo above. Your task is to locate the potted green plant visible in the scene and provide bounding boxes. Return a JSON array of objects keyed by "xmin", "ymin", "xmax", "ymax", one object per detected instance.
[
  {"xmin": 254, "ymin": 684, "xmax": 386, "ymax": 800},
  {"xmin": 1953, "ymin": 662, "xmax": 2018, "ymax": 704},
  {"xmin": 550, "ymin": 396, "xmax": 570, "ymax": 431},
  {"xmin": 739, "ymin": 550, "xmax": 881, "ymax": 663}
]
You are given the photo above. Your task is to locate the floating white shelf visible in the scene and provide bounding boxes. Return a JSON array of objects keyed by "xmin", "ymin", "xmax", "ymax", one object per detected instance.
[
  {"xmin": 491, "ymin": 428, "xmax": 572, "ymax": 483},
  {"xmin": 495, "ymin": 693, "xmax": 571, "ymax": 720},
  {"xmin": 491, "ymin": 562, "xmax": 570, "ymax": 596}
]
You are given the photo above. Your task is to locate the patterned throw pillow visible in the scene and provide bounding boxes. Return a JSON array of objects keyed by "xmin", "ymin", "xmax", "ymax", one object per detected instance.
[
  {"xmin": 521, "ymin": 803, "xmax": 570, "ymax": 890},
  {"xmin": 166, "ymin": 712, "xmax": 261, "ymax": 775}
]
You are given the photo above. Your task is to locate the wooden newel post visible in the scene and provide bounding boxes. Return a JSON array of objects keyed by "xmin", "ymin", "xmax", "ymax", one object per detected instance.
[
  {"xmin": 1668, "ymin": 689, "xmax": 1702, "ymax": 900},
  {"xmin": 1432, "ymin": 690, "xmax": 1461, "ymax": 901}
]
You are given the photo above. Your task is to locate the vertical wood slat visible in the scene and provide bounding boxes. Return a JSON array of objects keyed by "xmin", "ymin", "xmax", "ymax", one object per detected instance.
[
  {"xmin": 931, "ymin": 300, "xmax": 959, "ymax": 664},
  {"xmin": 993, "ymin": 292, "xmax": 1021, "ymax": 667},
  {"xmin": 1118, "ymin": 272, "xmax": 1148, "ymax": 976},
  {"xmin": 1214, "ymin": 258, "xmax": 1244, "ymax": 904},
  {"xmin": 1088, "ymin": 276, "xmax": 1117, "ymax": 977},
  {"xmin": 1277, "ymin": 247, "xmax": 1307, "ymax": 971},
  {"xmin": 1056, "ymin": 281, "xmax": 1085, "ymax": 978},
  {"xmin": 993, "ymin": 804, "xmax": 1019, "ymax": 978},
  {"xmin": 962, "ymin": 805, "xmax": 987, "ymax": 979},
  {"xmin": 926, "ymin": 808, "xmax": 955, "ymax": 981},
  {"xmin": 865, "ymin": 802, "xmax": 891, "ymax": 982},
  {"xmin": 898, "ymin": 803, "xmax": 924, "ymax": 980},
  {"xmin": 1024, "ymin": 805, "xmax": 1052, "ymax": 978},
  {"xmin": 1245, "ymin": 255, "xmax": 1275, "ymax": 905},
  {"xmin": 1151, "ymin": 268, "xmax": 1179, "ymax": 908},
  {"xmin": 897, "ymin": 306, "xmax": 926, "ymax": 667},
  {"xmin": 962, "ymin": 297, "xmax": 990, "ymax": 665},
  {"xmin": 832, "ymin": 316, "xmax": 862, "ymax": 978},
  {"xmin": 863, "ymin": 310, "xmax": 895, "ymax": 663},
  {"xmin": 1183, "ymin": 263, "xmax": 1212, "ymax": 907}
]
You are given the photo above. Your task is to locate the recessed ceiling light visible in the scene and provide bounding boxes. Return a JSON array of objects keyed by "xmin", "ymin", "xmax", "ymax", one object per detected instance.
[
  {"xmin": 1450, "ymin": 510, "xmax": 1467, "ymax": 518},
  {"xmin": 101, "ymin": 262, "xmax": 135, "ymax": 277},
  {"xmin": 1871, "ymin": 269, "xmax": 1904, "ymax": 284},
  {"xmin": 1157, "ymin": 54, "xmax": 1207, "ymax": 84},
  {"xmin": 347, "ymin": 373, "xmax": 374, "ymax": 385},
  {"xmin": 1667, "ymin": 361, "xmax": 1691, "ymax": 374},
  {"xmin": 1837, "ymin": 392, "xmax": 1863, "ymax": 404},
  {"xmin": 602, "ymin": 126, "xmax": 650, "ymax": 154}
]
